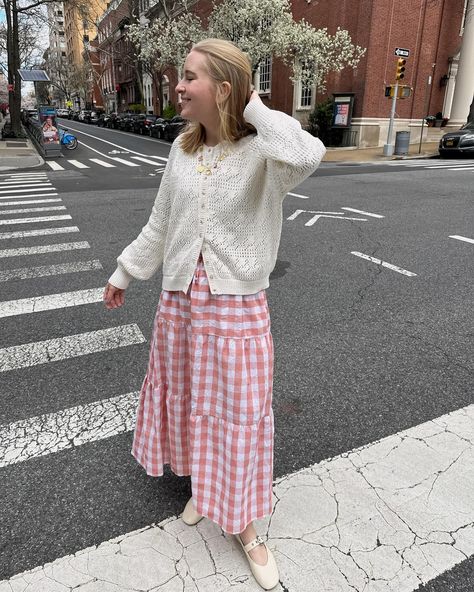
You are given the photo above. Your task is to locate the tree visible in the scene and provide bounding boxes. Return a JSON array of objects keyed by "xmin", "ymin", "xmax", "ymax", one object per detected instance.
[
  {"xmin": 208, "ymin": 0, "xmax": 365, "ymax": 90},
  {"xmin": 126, "ymin": 8, "xmax": 204, "ymax": 116}
]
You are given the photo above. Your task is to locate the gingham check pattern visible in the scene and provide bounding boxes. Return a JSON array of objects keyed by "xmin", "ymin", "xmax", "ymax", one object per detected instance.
[{"xmin": 132, "ymin": 256, "xmax": 274, "ymax": 534}]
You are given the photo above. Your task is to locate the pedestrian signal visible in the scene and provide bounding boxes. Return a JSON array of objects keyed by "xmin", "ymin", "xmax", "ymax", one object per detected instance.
[{"xmin": 396, "ymin": 58, "xmax": 406, "ymax": 80}]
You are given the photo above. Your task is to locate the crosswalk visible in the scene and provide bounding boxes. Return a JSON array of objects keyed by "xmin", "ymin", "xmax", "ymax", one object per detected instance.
[
  {"xmin": 45, "ymin": 154, "xmax": 168, "ymax": 172},
  {"xmin": 384, "ymin": 158, "xmax": 474, "ymax": 171},
  {"xmin": 1, "ymin": 170, "xmax": 472, "ymax": 590}
]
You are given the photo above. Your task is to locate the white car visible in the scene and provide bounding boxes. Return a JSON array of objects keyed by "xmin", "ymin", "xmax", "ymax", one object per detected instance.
[{"xmin": 56, "ymin": 108, "xmax": 69, "ymax": 117}]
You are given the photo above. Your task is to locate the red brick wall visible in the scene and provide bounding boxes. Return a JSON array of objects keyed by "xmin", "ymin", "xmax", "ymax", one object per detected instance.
[{"xmin": 175, "ymin": 0, "xmax": 465, "ymax": 120}]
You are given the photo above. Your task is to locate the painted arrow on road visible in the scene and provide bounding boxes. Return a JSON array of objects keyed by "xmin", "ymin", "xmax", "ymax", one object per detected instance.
[{"xmin": 287, "ymin": 209, "xmax": 368, "ymax": 226}]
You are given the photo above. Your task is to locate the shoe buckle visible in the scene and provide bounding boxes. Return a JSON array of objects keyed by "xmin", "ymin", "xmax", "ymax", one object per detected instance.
[{"xmin": 255, "ymin": 535, "xmax": 265, "ymax": 545}]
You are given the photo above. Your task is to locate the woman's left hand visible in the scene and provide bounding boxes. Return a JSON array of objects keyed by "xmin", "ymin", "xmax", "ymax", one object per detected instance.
[{"xmin": 248, "ymin": 89, "xmax": 259, "ymax": 103}]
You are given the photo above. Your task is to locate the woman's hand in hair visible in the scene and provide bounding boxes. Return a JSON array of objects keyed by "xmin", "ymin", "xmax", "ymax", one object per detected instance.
[{"xmin": 248, "ymin": 89, "xmax": 259, "ymax": 103}]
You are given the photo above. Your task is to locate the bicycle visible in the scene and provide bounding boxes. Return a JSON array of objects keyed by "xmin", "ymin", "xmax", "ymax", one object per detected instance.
[{"xmin": 58, "ymin": 127, "xmax": 78, "ymax": 150}]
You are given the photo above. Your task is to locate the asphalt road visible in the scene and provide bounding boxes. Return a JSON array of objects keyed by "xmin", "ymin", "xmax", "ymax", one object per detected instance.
[{"xmin": 1, "ymin": 121, "xmax": 473, "ymax": 589}]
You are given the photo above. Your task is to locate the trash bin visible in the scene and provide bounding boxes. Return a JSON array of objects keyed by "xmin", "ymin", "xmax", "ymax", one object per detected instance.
[{"xmin": 394, "ymin": 131, "xmax": 410, "ymax": 155}]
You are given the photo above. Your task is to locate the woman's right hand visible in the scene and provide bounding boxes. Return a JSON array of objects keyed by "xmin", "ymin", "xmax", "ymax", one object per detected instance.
[{"xmin": 103, "ymin": 282, "xmax": 126, "ymax": 309}]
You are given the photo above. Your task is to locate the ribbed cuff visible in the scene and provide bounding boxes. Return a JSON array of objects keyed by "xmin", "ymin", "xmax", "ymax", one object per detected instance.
[{"xmin": 108, "ymin": 266, "xmax": 133, "ymax": 290}]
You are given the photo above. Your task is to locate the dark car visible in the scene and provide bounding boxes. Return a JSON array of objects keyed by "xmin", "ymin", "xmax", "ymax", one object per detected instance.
[
  {"xmin": 133, "ymin": 114, "xmax": 158, "ymax": 135},
  {"xmin": 72, "ymin": 110, "xmax": 81, "ymax": 121},
  {"xmin": 439, "ymin": 121, "xmax": 474, "ymax": 157},
  {"xmin": 150, "ymin": 117, "xmax": 167, "ymax": 139},
  {"xmin": 97, "ymin": 113, "xmax": 107, "ymax": 127},
  {"xmin": 112, "ymin": 113, "xmax": 129, "ymax": 129},
  {"xmin": 105, "ymin": 113, "xmax": 120, "ymax": 128},
  {"xmin": 88, "ymin": 110, "xmax": 103, "ymax": 124},
  {"xmin": 122, "ymin": 114, "xmax": 140, "ymax": 132},
  {"xmin": 115, "ymin": 113, "xmax": 134, "ymax": 131},
  {"xmin": 163, "ymin": 116, "xmax": 187, "ymax": 141}
]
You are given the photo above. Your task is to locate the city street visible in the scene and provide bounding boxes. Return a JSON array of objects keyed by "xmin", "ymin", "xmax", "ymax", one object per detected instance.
[{"xmin": 0, "ymin": 122, "xmax": 473, "ymax": 590}]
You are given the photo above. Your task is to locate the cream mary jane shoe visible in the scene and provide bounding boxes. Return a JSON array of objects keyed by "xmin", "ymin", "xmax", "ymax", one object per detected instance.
[
  {"xmin": 237, "ymin": 534, "xmax": 279, "ymax": 590},
  {"xmin": 181, "ymin": 498, "xmax": 204, "ymax": 525}
]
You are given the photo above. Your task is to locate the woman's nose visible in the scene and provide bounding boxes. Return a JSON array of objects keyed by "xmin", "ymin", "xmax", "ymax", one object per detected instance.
[{"xmin": 175, "ymin": 81, "xmax": 184, "ymax": 93}]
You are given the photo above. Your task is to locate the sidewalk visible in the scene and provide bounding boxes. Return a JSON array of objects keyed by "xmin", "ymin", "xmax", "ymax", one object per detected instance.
[{"xmin": 0, "ymin": 119, "xmax": 44, "ymax": 171}]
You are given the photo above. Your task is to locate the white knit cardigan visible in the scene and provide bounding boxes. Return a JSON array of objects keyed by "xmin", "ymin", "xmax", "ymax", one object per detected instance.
[{"xmin": 108, "ymin": 97, "xmax": 326, "ymax": 295}]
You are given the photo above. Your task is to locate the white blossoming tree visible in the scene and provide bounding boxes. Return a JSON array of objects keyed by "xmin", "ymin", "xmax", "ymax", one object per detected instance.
[
  {"xmin": 126, "ymin": 10, "xmax": 204, "ymax": 115},
  {"xmin": 208, "ymin": 0, "xmax": 365, "ymax": 90}
]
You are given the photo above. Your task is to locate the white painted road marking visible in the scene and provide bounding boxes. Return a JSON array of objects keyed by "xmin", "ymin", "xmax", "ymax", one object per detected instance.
[
  {"xmin": 0, "ymin": 185, "xmax": 54, "ymax": 194},
  {"xmin": 0, "ymin": 260, "xmax": 103, "ymax": 282},
  {"xmin": 131, "ymin": 155, "xmax": 167, "ymax": 166},
  {"xmin": 449, "ymin": 234, "xmax": 474, "ymax": 244},
  {"xmin": 68, "ymin": 160, "xmax": 90, "ymax": 169},
  {"xmin": 341, "ymin": 207, "xmax": 384, "ymax": 218},
  {"xmin": 0, "ymin": 214, "xmax": 71, "ymax": 226},
  {"xmin": 0, "ymin": 391, "xmax": 140, "ymax": 467},
  {"xmin": 0, "ymin": 287, "xmax": 104, "ymax": 318},
  {"xmin": 287, "ymin": 209, "xmax": 367, "ymax": 226},
  {"xmin": 351, "ymin": 251, "xmax": 417, "ymax": 276},
  {"xmin": 287, "ymin": 192, "xmax": 309, "ymax": 199},
  {"xmin": 0, "ymin": 205, "xmax": 66, "ymax": 215},
  {"xmin": 89, "ymin": 158, "xmax": 116, "ymax": 168},
  {"xmin": 0, "ymin": 192, "xmax": 59, "ymax": 200},
  {"xmin": 0, "ymin": 324, "xmax": 146, "ymax": 372},
  {"xmin": 110, "ymin": 157, "xmax": 140, "ymax": 167},
  {"xmin": 46, "ymin": 161, "xmax": 65, "ymax": 171},
  {"xmin": 0, "ymin": 226, "xmax": 79, "ymax": 240},
  {"xmin": 0, "ymin": 241, "xmax": 89, "ymax": 258},
  {"xmin": 0, "ymin": 198, "xmax": 62, "ymax": 206},
  {"xmin": 2, "ymin": 403, "xmax": 473, "ymax": 591}
]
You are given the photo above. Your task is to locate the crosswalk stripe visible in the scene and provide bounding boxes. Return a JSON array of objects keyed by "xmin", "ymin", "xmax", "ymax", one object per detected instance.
[
  {"xmin": 0, "ymin": 324, "xmax": 146, "ymax": 372},
  {"xmin": 0, "ymin": 241, "xmax": 89, "ymax": 258},
  {"xmin": 0, "ymin": 391, "xmax": 139, "ymax": 467},
  {"xmin": 89, "ymin": 158, "xmax": 116, "ymax": 168},
  {"xmin": 0, "ymin": 226, "xmax": 79, "ymax": 240},
  {"xmin": 2, "ymin": 402, "xmax": 472, "ymax": 591},
  {"xmin": 0, "ymin": 205, "xmax": 66, "ymax": 215},
  {"xmin": 144, "ymin": 155, "xmax": 168, "ymax": 163},
  {"xmin": 0, "ymin": 180, "xmax": 50, "ymax": 186},
  {"xmin": 0, "ymin": 192, "xmax": 59, "ymax": 201},
  {"xmin": 131, "ymin": 155, "xmax": 166, "ymax": 166},
  {"xmin": 0, "ymin": 287, "xmax": 104, "ymax": 318},
  {"xmin": 110, "ymin": 157, "xmax": 140, "ymax": 167},
  {"xmin": 449, "ymin": 234, "xmax": 474, "ymax": 244},
  {"xmin": 342, "ymin": 207, "xmax": 384, "ymax": 218},
  {"xmin": 0, "ymin": 260, "xmax": 103, "ymax": 282},
  {"xmin": 0, "ymin": 214, "xmax": 71, "ymax": 226},
  {"xmin": 0, "ymin": 198, "xmax": 62, "ymax": 206},
  {"xmin": 446, "ymin": 167, "xmax": 474, "ymax": 171},
  {"xmin": 351, "ymin": 251, "xmax": 417, "ymax": 276},
  {"xmin": 0, "ymin": 185, "xmax": 53, "ymax": 194},
  {"xmin": 68, "ymin": 160, "xmax": 90, "ymax": 169},
  {"xmin": 46, "ymin": 161, "xmax": 65, "ymax": 171}
]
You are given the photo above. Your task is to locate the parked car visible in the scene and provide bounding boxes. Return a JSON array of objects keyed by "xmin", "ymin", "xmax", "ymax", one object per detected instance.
[
  {"xmin": 438, "ymin": 121, "xmax": 474, "ymax": 157},
  {"xmin": 56, "ymin": 108, "xmax": 69, "ymax": 117},
  {"xmin": 72, "ymin": 111, "xmax": 81, "ymax": 121},
  {"xmin": 120, "ymin": 113, "xmax": 139, "ymax": 132},
  {"xmin": 163, "ymin": 116, "xmax": 186, "ymax": 141},
  {"xmin": 78, "ymin": 109, "xmax": 91, "ymax": 122},
  {"xmin": 86, "ymin": 110, "xmax": 103, "ymax": 124},
  {"xmin": 105, "ymin": 113, "xmax": 119, "ymax": 128},
  {"xmin": 132, "ymin": 114, "xmax": 158, "ymax": 135},
  {"xmin": 149, "ymin": 117, "xmax": 167, "ymax": 139}
]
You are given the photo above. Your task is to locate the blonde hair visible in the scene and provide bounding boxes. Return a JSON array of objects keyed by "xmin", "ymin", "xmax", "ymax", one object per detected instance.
[{"xmin": 179, "ymin": 38, "xmax": 256, "ymax": 154}]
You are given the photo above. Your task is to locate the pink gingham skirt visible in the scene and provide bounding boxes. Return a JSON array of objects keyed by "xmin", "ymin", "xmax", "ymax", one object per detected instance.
[{"xmin": 131, "ymin": 255, "xmax": 274, "ymax": 534}]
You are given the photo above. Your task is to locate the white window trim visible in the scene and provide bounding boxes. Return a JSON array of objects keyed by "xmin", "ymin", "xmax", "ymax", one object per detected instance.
[{"xmin": 254, "ymin": 56, "xmax": 272, "ymax": 95}]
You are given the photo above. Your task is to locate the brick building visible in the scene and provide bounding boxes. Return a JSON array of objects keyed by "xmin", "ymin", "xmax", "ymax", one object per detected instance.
[{"xmin": 171, "ymin": 0, "xmax": 469, "ymax": 147}]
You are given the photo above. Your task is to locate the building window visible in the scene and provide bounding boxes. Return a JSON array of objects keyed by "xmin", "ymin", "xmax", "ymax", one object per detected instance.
[
  {"xmin": 300, "ymin": 83, "xmax": 312, "ymax": 108},
  {"xmin": 258, "ymin": 56, "xmax": 272, "ymax": 94}
]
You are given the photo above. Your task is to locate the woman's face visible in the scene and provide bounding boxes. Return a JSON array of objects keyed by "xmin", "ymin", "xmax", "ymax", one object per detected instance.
[{"xmin": 175, "ymin": 51, "xmax": 219, "ymax": 125}]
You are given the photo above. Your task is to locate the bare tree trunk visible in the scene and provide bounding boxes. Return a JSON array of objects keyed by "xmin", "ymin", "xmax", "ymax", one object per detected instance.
[
  {"xmin": 5, "ymin": 0, "xmax": 23, "ymax": 136},
  {"xmin": 469, "ymin": 96, "xmax": 474, "ymax": 123}
]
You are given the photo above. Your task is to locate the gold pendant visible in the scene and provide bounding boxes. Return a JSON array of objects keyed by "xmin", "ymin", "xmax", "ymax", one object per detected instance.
[{"xmin": 197, "ymin": 164, "xmax": 210, "ymax": 174}]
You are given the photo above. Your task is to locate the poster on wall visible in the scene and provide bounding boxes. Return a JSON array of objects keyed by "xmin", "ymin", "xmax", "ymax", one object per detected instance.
[
  {"xmin": 332, "ymin": 94, "xmax": 355, "ymax": 128},
  {"xmin": 39, "ymin": 106, "xmax": 59, "ymax": 144}
]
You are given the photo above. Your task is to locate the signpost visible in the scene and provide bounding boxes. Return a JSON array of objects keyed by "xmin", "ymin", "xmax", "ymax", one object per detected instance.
[{"xmin": 394, "ymin": 47, "xmax": 410, "ymax": 58}]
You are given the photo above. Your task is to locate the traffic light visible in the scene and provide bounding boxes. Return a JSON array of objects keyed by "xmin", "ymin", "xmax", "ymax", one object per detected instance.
[{"xmin": 396, "ymin": 58, "xmax": 406, "ymax": 80}]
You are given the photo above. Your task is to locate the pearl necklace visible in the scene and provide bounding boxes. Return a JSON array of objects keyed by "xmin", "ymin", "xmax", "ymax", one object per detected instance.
[{"xmin": 196, "ymin": 145, "xmax": 230, "ymax": 175}]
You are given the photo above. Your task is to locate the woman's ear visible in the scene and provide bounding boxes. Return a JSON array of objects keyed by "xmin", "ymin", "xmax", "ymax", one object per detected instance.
[{"xmin": 217, "ymin": 81, "xmax": 232, "ymax": 103}]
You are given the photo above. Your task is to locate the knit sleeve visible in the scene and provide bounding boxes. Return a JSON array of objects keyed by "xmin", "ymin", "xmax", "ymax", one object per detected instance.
[
  {"xmin": 108, "ymin": 143, "xmax": 178, "ymax": 290},
  {"xmin": 244, "ymin": 97, "xmax": 326, "ymax": 195}
]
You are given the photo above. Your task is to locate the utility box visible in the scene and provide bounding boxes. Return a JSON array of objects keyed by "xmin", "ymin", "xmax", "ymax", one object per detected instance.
[{"xmin": 394, "ymin": 131, "xmax": 410, "ymax": 156}]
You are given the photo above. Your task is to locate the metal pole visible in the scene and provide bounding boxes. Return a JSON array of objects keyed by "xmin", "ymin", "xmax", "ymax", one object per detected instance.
[
  {"xmin": 419, "ymin": 73, "xmax": 433, "ymax": 154},
  {"xmin": 383, "ymin": 81, "xmax": 399, "ymax": 156}
]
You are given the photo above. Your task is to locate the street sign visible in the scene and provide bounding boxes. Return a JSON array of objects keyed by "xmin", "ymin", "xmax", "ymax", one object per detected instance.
[{"xmin": 395, "ymin": 47, "xmax": 410, "ymax": 58}]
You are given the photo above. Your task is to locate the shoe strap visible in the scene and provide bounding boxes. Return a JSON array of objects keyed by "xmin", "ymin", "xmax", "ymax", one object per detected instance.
[{"xmin": 242, "ymin": 535, "xmax": 265, "ymax": 553}]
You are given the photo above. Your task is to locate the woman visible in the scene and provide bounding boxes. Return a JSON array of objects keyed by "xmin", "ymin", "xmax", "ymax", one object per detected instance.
[{"xmin": 104, "ymin": 38, "xmax": 325, "ymax": 590}]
